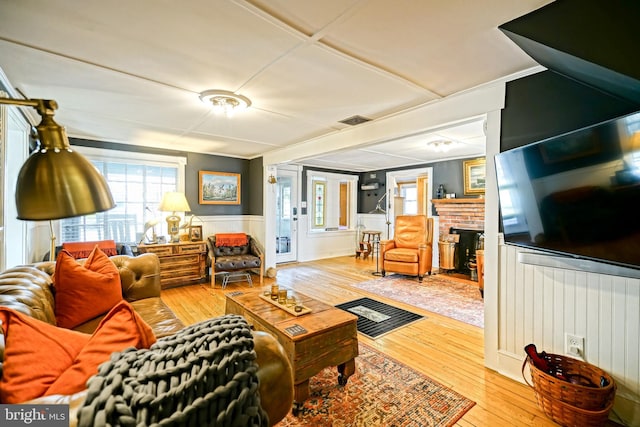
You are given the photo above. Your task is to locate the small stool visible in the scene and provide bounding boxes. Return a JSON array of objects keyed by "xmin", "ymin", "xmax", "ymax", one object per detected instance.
[{"xmin": 358, "ymin": 231, "xmax": 381, "ymax": 260}]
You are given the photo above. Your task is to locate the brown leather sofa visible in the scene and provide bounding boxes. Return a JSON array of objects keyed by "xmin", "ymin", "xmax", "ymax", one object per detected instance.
[
  {"xmin": 379, "ymin": 215, "xmax": 434, "ymax": 282},
  {"xmin": 0, "ymin": 253, "xmax": 293, "ymax": 426}
]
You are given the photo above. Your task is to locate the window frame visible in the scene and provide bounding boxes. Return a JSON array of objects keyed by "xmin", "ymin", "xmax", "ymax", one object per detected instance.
[
  {"xmin": 306, "ymin": 170, "xmax": 358, "ymax": 233},
  {"xmin": 58, "ymin": 146, "xmax": 187, "ymax": 243}
]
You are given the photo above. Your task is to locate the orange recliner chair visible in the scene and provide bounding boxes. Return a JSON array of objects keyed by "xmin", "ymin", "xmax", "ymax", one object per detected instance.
[{"xmin": 378, "ymin": 215, "xmax": 434, "ymax": 282}]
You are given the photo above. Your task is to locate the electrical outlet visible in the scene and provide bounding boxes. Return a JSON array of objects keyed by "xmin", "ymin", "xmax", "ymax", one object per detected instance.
[{"xmin": 565, "ymin": 333, "xmax": 585, "ymax": 358}]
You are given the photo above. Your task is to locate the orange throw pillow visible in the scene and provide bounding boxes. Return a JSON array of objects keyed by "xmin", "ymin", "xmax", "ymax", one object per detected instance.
[
  {"xmin": 0, "ymin": 307, "xmax": 91, "ymax": 403},
  {"xmin": 46, "ymin": 300, "xmax": 156, "ymax": 396},
  {"xmin": 54, "ymin": 245, "xmax": 123, "ymax": 329}
]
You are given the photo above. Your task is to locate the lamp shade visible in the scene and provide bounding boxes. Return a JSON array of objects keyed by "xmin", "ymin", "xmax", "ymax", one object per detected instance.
[
  {"xmin": 13, "ymin": 103, "xmax": 115, "ymax": 220},
  {"xmin": 159, "ymin": 192, "xmax": 191, "ymax": 213}
]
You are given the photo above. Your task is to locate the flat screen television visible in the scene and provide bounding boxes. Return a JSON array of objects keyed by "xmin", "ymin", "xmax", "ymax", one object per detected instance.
[{"xmin": 495, "ymin": 110, "xmax": 640, "ymax": 271}]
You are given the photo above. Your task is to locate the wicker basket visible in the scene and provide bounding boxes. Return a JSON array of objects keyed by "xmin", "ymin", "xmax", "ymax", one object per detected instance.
[{"xmin": 522, "ymin": 353, "xmax": 616, "ymax": 427}]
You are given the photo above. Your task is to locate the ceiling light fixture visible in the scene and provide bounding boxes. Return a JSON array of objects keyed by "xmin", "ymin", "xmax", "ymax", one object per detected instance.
[
  {"xmin": 199, "ymin": 89, "xmax": 251, "ymax": 117},
  {"xmin": 426, "ymin": 140, "xmax": 454, "ymax": 153}
]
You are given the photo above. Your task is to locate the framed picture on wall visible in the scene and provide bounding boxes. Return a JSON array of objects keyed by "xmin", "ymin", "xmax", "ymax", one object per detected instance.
[
  {"xmin": 463, "ymin": 158, "xmax": 486, "ymax": 195},
  {"xmin": 198, "ymin": 171, "xmax": 241, "ymax": 205}
]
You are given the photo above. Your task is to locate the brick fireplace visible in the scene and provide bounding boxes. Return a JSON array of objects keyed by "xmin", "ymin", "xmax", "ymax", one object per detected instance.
[
  {"xmin": 432, "ymin": 198, "xmax": 485, "ymax": 238},
  {"xmin": 432, "ymin": 198, "xmax": 485, "ymax": 275}
]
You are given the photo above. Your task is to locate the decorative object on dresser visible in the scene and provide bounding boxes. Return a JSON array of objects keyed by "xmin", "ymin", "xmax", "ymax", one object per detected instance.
[
  {"xmin": 140, "ymin": 217, "xmax": 160, "ymax": 244},
  {"xmin": 190, "ymin": 225, "xmax": 202, "ymax": 241},
  {"xmin": 137, "ymin": 241, "xmax": 207, "ymax": 289},
  {"xmin": 207, "ymin": 233, "xmax": 264, "ymax": 286}
]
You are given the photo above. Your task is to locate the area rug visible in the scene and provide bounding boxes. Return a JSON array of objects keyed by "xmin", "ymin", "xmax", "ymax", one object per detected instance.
[
  {"xmin": 275, "ymin": 342, "xmax": 475, "ymax": 427},
  {"xmin": 350, "ymin": 274, "xmax": 484, "ymax": 328},
  {"xmin": 335, "ymin": 297, "xmax": 424, "ymax": 338}
]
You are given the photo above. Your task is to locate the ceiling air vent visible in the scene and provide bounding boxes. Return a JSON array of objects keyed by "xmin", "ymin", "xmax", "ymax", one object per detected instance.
[{"xmin": 339, "ymin": 115, "xmax": 371, "ymax": 126}]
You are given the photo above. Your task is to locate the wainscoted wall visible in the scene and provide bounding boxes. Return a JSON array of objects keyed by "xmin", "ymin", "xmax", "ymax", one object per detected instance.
[
  {"xmin": 197, "ymin": 215, "xmax": 263, "ymax": 240},
  {"xmin": 31, "ymin": 215, "xmax": 266, "ymax": 263},
  {"xmin": 498, "ymin": 244, "xmax": 640, "ymax": 424}
]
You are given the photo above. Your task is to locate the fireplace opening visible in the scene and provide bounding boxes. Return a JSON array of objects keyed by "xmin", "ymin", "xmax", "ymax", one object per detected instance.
[{"xmin": 449, "ymin": 228, "xmax": 484, "ymax": 277}]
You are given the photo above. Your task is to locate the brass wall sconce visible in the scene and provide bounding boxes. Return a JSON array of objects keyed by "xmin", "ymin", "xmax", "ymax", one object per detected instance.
[
  {"xmin": 0, "ymin": 97, "xmax": 115, "ymax": 220},
  {"xmin": 0, "ymin": 97, "xmax": 115, "ymax": 260},
  {"xmin": 268, "ymin": 174, "xmax": 277, "ymax": 184}
]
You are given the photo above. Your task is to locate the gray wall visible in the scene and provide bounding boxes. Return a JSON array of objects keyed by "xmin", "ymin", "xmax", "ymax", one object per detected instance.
[
  {"xmin": 72, "ymin": 137, "xmax": 486, "ymax": 217},
  {"xmin": 358, "ymin": 157, "xmax": 483, "ymax": 214},
  {"xmin": 71, "ymin": 138, "xmax": 261, "ymax": 215}
]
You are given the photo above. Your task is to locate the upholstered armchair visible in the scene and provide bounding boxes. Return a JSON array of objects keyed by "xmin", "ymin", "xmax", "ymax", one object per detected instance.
[
  {"xmin": 206, "ymin": 233, "xmax": 264, "ymax": 286},
  {"xmin": 378, "ymin": 215, "xmax": 434, "ymax": 282}
]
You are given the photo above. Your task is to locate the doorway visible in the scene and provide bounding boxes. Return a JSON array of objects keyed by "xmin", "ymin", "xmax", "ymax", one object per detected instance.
[
  {"xmin": 275, "ymin": 168, "xmax": 298, "ymax": 263},
  {"xmin": 386, "ymin": 167, "xmax": 433, "ymax": 238}
]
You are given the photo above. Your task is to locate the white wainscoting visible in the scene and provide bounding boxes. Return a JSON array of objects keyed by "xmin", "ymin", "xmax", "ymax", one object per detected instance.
[
  {"xmin": 498, "ymin": 244, "xmax": 640, "ymax": 425},
  {"xmin": 297, "ymin": 215, "xmax": 357, "ymax": 262},
  {"xmin": 197, "ymin": 215, "xmax": 263, "ymax": 241}
]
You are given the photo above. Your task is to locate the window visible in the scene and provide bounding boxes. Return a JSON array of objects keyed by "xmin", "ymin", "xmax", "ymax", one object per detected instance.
[
  {"xmin": 307, "ymin": 170, "xmax": 358, "ymax": 231},
  {"xmin": 397, "ymin": 181, "xmax": 417, "ymax": 214},
  {"xmin": 60, "ymin": 147, "xmax": 186, "ymax": 244},
  {"xmin": 312, "ymin": 180, "xmax": 326, "ymax": 228}
]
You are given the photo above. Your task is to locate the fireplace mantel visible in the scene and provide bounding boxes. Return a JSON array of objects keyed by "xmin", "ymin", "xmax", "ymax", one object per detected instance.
[
  {"xmin": 432, "ymin": 198, "xmax": 485, "ymax": 237},
  {"xmin": 432, "ymin": 198, "xmax": 484, "ymax": 206}
]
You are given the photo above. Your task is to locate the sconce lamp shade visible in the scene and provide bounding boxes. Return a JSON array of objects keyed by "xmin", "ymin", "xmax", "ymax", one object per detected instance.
[
  {"xmin": 159, "ymin": 192, "xmax": 191, "ymax": 213},
  {"xmin": 4, "ymin": 97, "xmax": 115, "ymax": 220}
]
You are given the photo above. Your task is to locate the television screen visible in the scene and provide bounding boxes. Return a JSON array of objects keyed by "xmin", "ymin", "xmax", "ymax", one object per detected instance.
[{"xmin": 495, "ymin": 110, "xmax": 640, "ymax": 270}]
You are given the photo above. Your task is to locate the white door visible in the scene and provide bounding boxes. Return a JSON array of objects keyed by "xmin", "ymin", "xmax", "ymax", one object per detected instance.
[{"xmin": 275, "ymin": 168, "xmax": 298, "ymax": 263}]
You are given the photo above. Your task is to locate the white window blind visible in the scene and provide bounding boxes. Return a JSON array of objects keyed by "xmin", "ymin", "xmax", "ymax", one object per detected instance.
[{"xmin": 60, "ymin": 147, "xmax": 186, "ymax": 244}]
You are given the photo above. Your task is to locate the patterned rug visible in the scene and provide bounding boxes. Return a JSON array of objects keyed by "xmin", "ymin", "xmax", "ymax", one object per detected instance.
[
  {"xmin": 350, "ymin": 274, "xmax": 484, "ymax": 328},
  {"xmin": 335, "ymin": 297, "xmax": 424, "ymax": 338},
  {"xmin": 275, "ymin": 343, "xmax": 475, "ymax": 427}
]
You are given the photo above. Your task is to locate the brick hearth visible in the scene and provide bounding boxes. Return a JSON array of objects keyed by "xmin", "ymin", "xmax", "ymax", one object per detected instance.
[{"xmin": 432, "ymin": 198, "xmax": 485, "ymax": 237}]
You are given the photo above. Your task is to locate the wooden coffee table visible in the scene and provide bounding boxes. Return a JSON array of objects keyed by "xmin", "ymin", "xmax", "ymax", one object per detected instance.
[{"xmin": 225, "ymin": 288, "xmax": 359, "ymax": 414}]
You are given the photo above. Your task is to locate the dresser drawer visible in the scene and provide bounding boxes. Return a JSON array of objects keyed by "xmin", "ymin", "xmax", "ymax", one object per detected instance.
[
  {"xmin": 159, "ymin": 253, "xmax": 200, "ymax": 267},
  {"xmin": 140, "ymin": 246, "xmax": 173, "ymax": 256},
  {"xmin": 176, "ymin": 242, "xmax": 206, "ymax": 254}
]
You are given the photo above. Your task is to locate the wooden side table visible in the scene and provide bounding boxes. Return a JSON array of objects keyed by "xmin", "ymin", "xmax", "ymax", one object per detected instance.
[
  {"xmin": 138, "ymin": 241, "xmax": 207, "ymax": 289},
  {"xmin": 356, "ymin": 230, "xmax": 381, "ymax": 260}
]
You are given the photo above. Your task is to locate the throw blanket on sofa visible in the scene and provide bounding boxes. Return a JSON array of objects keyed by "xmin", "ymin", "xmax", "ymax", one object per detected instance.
[
  {"xmin": 77, "ymin": 315, "xmax": 268, "ymax": 427},
  {"xmin": 215, "ymin": 233, "xmax": 248, "ymax": 247}
]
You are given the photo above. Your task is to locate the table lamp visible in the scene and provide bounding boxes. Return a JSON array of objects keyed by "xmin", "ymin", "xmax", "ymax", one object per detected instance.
[{"xmin": 159, "ymin": 192, "xmax": 191, "ymax": 243}]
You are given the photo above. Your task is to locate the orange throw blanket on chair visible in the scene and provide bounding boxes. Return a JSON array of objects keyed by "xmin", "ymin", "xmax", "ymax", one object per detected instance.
[{"xmin": 215, "ymin": 233, "xmax": 248, "ymax": 247}]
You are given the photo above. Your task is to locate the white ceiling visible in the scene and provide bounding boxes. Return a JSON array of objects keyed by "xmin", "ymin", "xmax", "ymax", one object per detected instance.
[{"xmin": 0, "ymin": 0, "xmax": 551, "ymax": 172}]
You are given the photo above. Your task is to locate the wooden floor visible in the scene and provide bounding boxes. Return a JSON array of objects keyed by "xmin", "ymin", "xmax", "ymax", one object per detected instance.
[{"xmin": 160, "ymin": 256, "xmax": 604, "ymax": 426}]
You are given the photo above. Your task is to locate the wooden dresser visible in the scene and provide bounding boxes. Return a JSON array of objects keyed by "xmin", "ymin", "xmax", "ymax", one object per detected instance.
[{"xmin": 137, "ymin": 241, "xmax": 207, "ymax": 289}]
